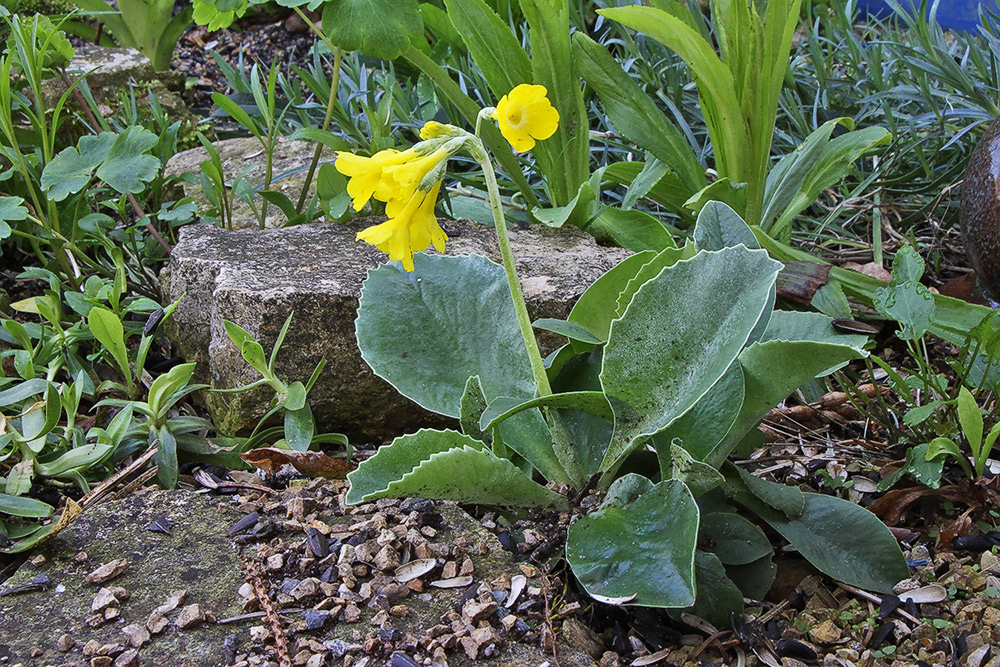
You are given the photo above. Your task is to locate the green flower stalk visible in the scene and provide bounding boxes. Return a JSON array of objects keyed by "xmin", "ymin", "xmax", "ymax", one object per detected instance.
[{"xmin": 335, "ymin": 85, "xmax": 584, "ymax": 486}]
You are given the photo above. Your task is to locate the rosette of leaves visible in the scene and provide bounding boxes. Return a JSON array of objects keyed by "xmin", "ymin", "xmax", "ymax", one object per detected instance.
[{"xmin": 348, "ymin": 201, "xmax": 909, "ymax": 625}]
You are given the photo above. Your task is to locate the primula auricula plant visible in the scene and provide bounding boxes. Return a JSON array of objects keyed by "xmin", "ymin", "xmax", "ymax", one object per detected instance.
[
  {"xmin": 335, "ymin": 83, "xmax": 559, "ymax": 271},
  {"xmin": 343, "ymin": 86, "xmax": 908, "ymax": 624}
]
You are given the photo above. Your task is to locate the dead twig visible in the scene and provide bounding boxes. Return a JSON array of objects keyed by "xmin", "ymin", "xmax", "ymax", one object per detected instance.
[{"xmin": 243, "ymin": 555, "xmax": 292, "ymax": 667}]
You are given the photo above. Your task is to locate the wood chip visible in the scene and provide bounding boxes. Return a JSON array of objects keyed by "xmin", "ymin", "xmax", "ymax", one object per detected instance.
[
  {"xmin": 394, "ymin": 558, "xmax": 437, "ymax": 583},
  {"xmin": 506, "ymin": 575, "xmax": 526, "ymax": 609},
  {"xmin": 631, "ymin": 648, "xmax": 672, "ymax": 666},
  {"xmin": 430, "ymin": 576, "xmax": 473, "ymax": 589}
]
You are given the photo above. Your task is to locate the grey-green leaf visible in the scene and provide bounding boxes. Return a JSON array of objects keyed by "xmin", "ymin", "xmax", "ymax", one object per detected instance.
[
  {"xmin": 601, "ymin": 247, "xmax": 782, "ymax": 470},
  {"xmin": 567, "ymin": 479, "xmax": 698, "ymax": 607},
  {"xmin": 346, "ymin": 430, "xmax": 566, "ymax": 508}
]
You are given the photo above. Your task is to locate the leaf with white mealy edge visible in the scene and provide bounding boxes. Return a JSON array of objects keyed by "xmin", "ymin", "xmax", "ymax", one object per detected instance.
[
  {"xmin": 566, "ymin": 251, "xmax": 657, "ymax": 349},
  {"xmin": 345, "ymin": 430, "xmax": 566, "ymax": 509},
  {"xmin": 705, "ymin": 336, "xmax": 867, "ymax": 469},
  {"xmin": 567, "ymin": 478, "xmax": 698, "ymax": 607},
  {"xmin": 321, "ymin": 0, "xmax": 421, "ymax": 60},
  {"xmin": 600, "ymin": 247, "xmax": 782, "ymax": 471},
  {"xmin": 95, "ymin": 127, "xmax": 160, "ymax": 195},
  {"xmin": 356, "ymin": 254, "xmax": 568, "ymax": 484},
  {"xmin": 346, "ymin": 430, "xmax": 480, "ymax": 505},
  {"xmin": 683, "ymin": 551, "xmax": 744, "ymax": 629}
]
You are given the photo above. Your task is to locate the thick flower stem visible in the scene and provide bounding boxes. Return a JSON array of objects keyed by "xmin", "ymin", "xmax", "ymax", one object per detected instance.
[{"xmin": 473, "ymin": 139, "xmax": 585, "ymax": 488}]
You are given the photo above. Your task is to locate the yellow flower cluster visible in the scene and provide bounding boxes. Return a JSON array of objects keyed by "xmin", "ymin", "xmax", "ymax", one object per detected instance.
[
  {"xmin": 336, "ymin": 85, "xmax": 559, "ymax": 270},
  {"xmin": 335, "ymin": 140, "xmax": 453, "ymax": 271}
]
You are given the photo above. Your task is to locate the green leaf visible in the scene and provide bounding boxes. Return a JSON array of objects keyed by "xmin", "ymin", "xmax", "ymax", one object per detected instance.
[
  {"xmin": 685, "ymin": 551, "xmax": 744, "ymax": 629},
  {"xmin": 357, "ymin": 254, "xmax": 567, "ymax": 482},
  {"xmin": 600, "ymin": 246, "xmax": 782, "ymax": 470},
  {"xmin": 89, "ymin": 306, "xmax": 131, "ymax": 384},
  {"xmin": 666, "ymin": 442, "xmax": 725, "ymax": 498},
  {"xmin": 728, "ymin": 464, "xmax": 804, "ymax": 518},
  {"xmin": 283, "ymin": 381, "xmax": 307, "ymax": 412},
  {"xmin": 147, "ymin": 362, "xmax": 197, "ymax": 419},
  {"xmin": 567, "ymin": 479, "xmax": 698, "ymax": 607},
  {"xmin": 40, "ymin": 132, "xmax": 116, "ymax": 201},
  {"xmin": 589, "ymin": 208, "xmax": 676, "ymax": 253},
  {"xmin": 519, "ymin": 0, "xmax": 589, "ymax": 206},
  {"xmin": 724, "ymin": 553, "xmax": 777, "ymax": 601},
  {"xmin": 0, "ymin": 493, "xmax": 54, "ymax": 518},
  {"xmin": 284, "ymin": 405, "xmax": 314, "ymax": 452},
  {"xmin": 614, "ymin": 244, "xmax": 698, "ymax": 319},
  {"xmin": 347, "ymin": 430, "xmax": 484, "ymax": 504},
  {"xmin": 95, "ymin": 127, "xmax": 160, "ymax": 195},
  {"xmin": 571, "ymin": 33, "xmax": 704, "ymax": 195},
  {"xmin": 878, "ymin": 442, "xmax": 947, "ymax": 491},
  {"xmin": 566, "ymin": 251, "xmax": 657, "ymax": 348},
  {"xmin": 478, "ymin": 391, "xmax": 613, "ymax": 432},
  {"xmin": 709, "ymin": 338, "xmax": 866, "ymax": 467},
  {"xmin": 0, "ymin": 196, "xmax": 27, "ymax": 237},
  {"xmin": 957, "ymin": 386, "xmax": 983, "ymax": 456},
  {"xmin": 155, "ymin": 426, "xmax": 179, "ymax": 489},
  {"xmin": 532, "ymin": 318, "xmax": 603, "ymax": 345},
  {"xmin": 211, "ymin": 93, "xmax": 261, "ymax": 138},
  {"xmin": 652, "ymin": 362, "xmax": 744, "ymax": 463},
  {"xmin": 693, "ymin": 201, "xmax": 759, "ymax": 252},
  {"xmin": 700, "ymin": 512, "xmax": 772, "ymax": 565},
  {"xmin": 531, "ymin": 181, "xmax": 595, "ymax": 228},
  {"xmin": 224, "ymin": 321, "xmax": 269, "ymax": 377},
  {"xmin": 322, "ymin": 0, "xmax": 422, "ymax": 59},
  {"xmin": 760, "ymin": 310, "xmax": 870, "ymax": 348},
  {"xmin": 444, "ymin": 0, "xmax": 530, "ymax": 102},
  {"xmin": 345, "ymin": 430, "xmax": 566, "ymax": 508},
  {"xmin": 599, "ymin": 5, "xmax": 745, "ymax": 190},
  {"xmin": 36, "ymin": 444, "xmax": 113, "ymax": 477},
  {"xmin": 740, "ymin": 491, "xmax": 909, "ymax": 594},
  {"xmin": 459, "ymin": 375, "xmax": 491, "ymax": 445},
  {"xmin": 873, "ymin": 281, "xmax": 935, "ymax": 341},
  {"xmin": 5, "ymin": 459, "xmax": 33, "ymax": 496},
  {"xmin": 762, "ymin": 120, "xmax": 890, "ymax": 235}
]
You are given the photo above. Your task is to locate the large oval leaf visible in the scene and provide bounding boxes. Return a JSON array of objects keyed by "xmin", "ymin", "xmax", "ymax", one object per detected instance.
[
  {"xmin": 345, "ymin": 429, "xmax": 566, "ymax": 509},
  {"xmin": 357, "ymin": 254, "xmax": 535, "ymax": 419},
  {"xmin": 567, "ymin": 479, "xmax": 698, "ymax": 607},
  {"xmin": 356, "ymin": 254, "xmax": 568, "ymax": 482},
  {"xmin": 600, "ymin": 246, "xmax": 782, "ymax": 470},
  {"xmin": 743, "ymin": 491, "xmax": 909, "ymax": 594}
]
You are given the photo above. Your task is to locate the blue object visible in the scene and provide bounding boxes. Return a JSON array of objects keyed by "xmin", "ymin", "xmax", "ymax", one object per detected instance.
[{"xmin": 856, "ymin": 0, "xmax": 1000, "ymax": 32}]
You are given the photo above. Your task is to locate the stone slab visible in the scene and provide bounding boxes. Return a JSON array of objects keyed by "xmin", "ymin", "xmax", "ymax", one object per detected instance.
[{"xmin": 161, "ymin": 220, "xmax": 631, "ymax": 441}]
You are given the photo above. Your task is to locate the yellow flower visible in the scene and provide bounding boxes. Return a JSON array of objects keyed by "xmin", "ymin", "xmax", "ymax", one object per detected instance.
[
  {"xmin": 356, "ymin": 181, "xmax": 446, "ymax": 272},
  {"xmin": 490, "ymin": 84, "xmax": 559, "ymax": 153},
  {"xmin": 335, "ymin": 147, "xmax": 418, "ymax": 211},
  {"xmin": 419, "ymin": 121, "xmax": 448, "ymax": 140},
  {"xmin": 383, "ymin": 147, "xmax": 451, "ymax": 197}
]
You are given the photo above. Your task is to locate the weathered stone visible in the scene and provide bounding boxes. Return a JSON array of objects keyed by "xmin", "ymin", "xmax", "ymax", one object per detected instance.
[
  {"xmin": 0, "ymin": 491, "xmax": 243, "ymax": 666},
  {"xmin": 162, "ymin": 219, "xmax": 631, "ymax": 440}
]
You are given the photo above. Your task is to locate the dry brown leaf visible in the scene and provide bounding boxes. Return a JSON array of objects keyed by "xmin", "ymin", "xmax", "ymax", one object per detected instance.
[{"xmin": 240, "ymin": 448, "xmax": 354, "ymax": 479}]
